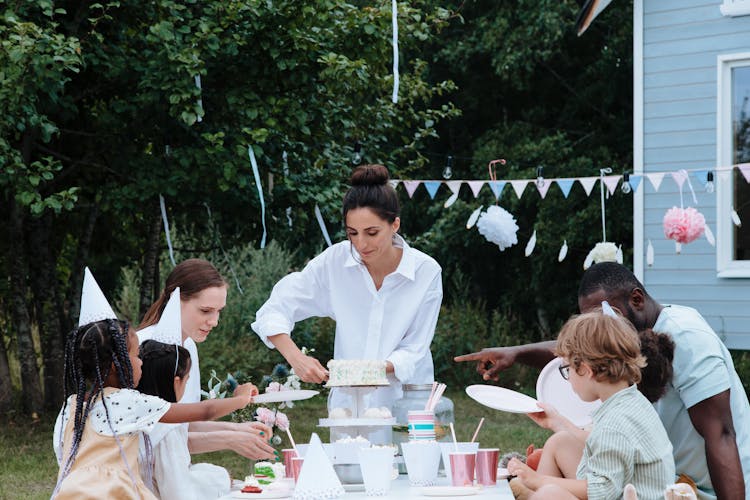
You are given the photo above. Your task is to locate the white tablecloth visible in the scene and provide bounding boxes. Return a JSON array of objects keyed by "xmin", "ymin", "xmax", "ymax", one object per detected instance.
[{"xmin": 221, "ymin": 475, "xmax": 514, "ymax": 499}]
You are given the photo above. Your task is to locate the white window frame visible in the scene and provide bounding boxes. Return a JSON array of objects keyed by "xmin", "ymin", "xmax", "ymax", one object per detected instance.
[
  {"xmin": 716, "ymin": 53, "xmax": 750, "ymax": 277},
  {"xmin": 721, "ymin": 0, "xmax": 750, "ymax": 17}
]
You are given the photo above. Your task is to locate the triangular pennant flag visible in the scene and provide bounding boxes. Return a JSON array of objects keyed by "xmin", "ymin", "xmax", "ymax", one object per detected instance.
[
  {"xmin": 671, "ymin": 170, "xmax": 688, "ymax": 189},
  {"xmin": 510, "ymin": 180, "xmax": 528, "ymax": 199},
  {"xmin": 579, "ymin": 177, "xmax": 598, "ymax": 196},
  {"xmin": 293, "ymin": 433, "xmax": 344, "ymax": 499},
  {"xmin": 738, "ymin": 163, "xmax": 750, "ymax": 183},
  {"xmin": 403, "ymin": 180, "xmax": 421, "ymax": 198},
  {"xmin": 603, "ymin": 175, "xmax": 620, "ymax": 196},
  {"xmin": 446, "ymin": 180, "xmax": 462, "ymax": 195},
  {"xmin": 629, "ymin": 174, "xmax": 643, "ymax": 193},
  {"xmin": 692, "ymin": 170, "xmax": 709, "ymax": 188},
  {"xmin": 556, "ymin": 179, "xmax": 575, "ymax": 198},
  {"xmin": 536, "ymin": 180, "xmax": 552, "ymax": 199},
  {"xmin": 423, "ymin": 181, "xmax": 441, "ymax": 200},
  {"xmin": 489, "ymin": 180, "xmax": 506, "ymax": 199},
  {"xmin": 389, "ymin": 179, "xmax": 400, "ymax": 190},
  {"xmin": 647, "ymin": 172, "xmax": 665, "ymax": 192},
  {"xmin": 467, "ymin": 181, "xmax": 485, "ymax": 198},
  {"xmin": 79, "ymin": 267, "xmax": 118, "ymax": 326}
]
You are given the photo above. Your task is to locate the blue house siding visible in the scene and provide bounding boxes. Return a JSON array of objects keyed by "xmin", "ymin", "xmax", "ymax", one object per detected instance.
[{"xmin": 640, "ymin": 0, "xmax": 750, "ymax": 349}]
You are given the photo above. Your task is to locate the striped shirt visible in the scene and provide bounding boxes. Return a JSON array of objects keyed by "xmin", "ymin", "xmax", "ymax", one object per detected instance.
[{"xmin": 577, "ymin": 384, "xmax": 675, "ymax": 500}]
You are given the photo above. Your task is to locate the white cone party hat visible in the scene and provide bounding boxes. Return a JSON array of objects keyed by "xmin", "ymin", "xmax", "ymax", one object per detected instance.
[
  {"xmin": 78, "ymin": 267, "xmax": 118, "ymax": 326},
  {"xmin": 293, "ymin": 433, "xmax": 345, "ymax": 499},
  {"xmin": 138, "ymin": 287, "xmax": 182, "ymax": 345}
]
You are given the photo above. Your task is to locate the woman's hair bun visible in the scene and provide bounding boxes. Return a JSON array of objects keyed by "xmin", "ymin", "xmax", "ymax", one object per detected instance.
[{"xmin": 350, "ymin": 164, "xmax": 390, "ymax": 187}]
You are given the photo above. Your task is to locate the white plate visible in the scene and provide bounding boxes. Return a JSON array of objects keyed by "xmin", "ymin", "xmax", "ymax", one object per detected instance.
[
  {"xmin": 536, "ymin": 357, "xmax": 601, "ymax": 427},
  {"xmin": 252, "ymin": 389, "xmax": 319, "ymax": 404},
  {"xmin": 497, "ymin": 467, "xmax": 510, "ymax": 480},
  {"xmin": 230, "ymin": 488, "xmax": 292, "ymax": 498},
  {"xmin": 421, "ymin": 485, "xmax": 481, "ymax": 496},
  {"xmin": 465, "ymin": 385, "xmax": 543, "ymax": 414}
]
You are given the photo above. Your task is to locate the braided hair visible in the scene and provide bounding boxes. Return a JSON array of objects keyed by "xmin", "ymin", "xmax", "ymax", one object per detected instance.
[
  {"xmin": 137, "ymin": 340, "xmax": 192, "ymax": 403},
  {"xmin": 55, "ymin": 319, "xmax": 136, "ymax": 493}
]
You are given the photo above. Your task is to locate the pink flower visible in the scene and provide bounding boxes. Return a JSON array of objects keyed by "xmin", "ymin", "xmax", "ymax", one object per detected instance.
[
  {"xmin": 266, "ymin": 382, "xmax": 284, "ymax": 393},
  {"xmin": 255, "ymin": 407, "xmax": 276, "ymax": 427},
  {"xmin": 663, "ymin": 207, "xmax": 705, "ymax": 244},
  {"xmin": 275, "ymin": 411, "xmax": 290, "ymax": 431}
]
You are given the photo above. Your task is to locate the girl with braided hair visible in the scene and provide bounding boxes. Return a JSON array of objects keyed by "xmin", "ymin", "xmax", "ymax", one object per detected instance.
[
  {"xmin": 136, "ymin": 339, "xmax": 232, "ymax": 499},
  {"xmin": 52, "ymin": 319, "xmax": 258, "ymax": 499}
]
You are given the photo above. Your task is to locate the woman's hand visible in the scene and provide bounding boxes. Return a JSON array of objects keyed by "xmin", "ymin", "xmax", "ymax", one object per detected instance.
[
  {"xmin": 236, "ymin": 420, "xmax": 273, "ymax": 438},
  {"xmin": 507, "ymin": 458, "xmax": 544, "ymax": 490},
  {"xmin": 230, "ymin": 430, "xmax": 277, "ymax": 460},
  {"xmin": 234, "ymin": 383, "xmax": 258, "ymax": 404},
  {"xmin": 289, "ymin": 352, "xmax": 328, "ymax": 384}
]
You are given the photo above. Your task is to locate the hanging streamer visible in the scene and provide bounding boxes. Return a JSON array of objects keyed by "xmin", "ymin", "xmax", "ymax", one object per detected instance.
[
  {"xmin": 731, "ymin": 207, "xmax": 742, "ymax": 227},
  {"xmin": 558, "ymin": 240, "xmax": 568, "ymax": 262},
  {"xmin": 599, "ymin": 168, "xmax": 612, "ymax": 242},
  {"xmin": 314, "ymin": 204, "xmax": 333, "ymax": 247},
  {"xmin": 466, "ymin": 206, "xmax": 483, "ymax": 229},
  {"xmin": 203, "ymin": 203, "xmax": 244, "ymax": 294},
  {"xmin": 158, "ymin": 194, "xmax": 176, "ymax": 266},
  {"xmin": 646, "ymin": 239, "xmax": 654, "ymax": 267},
  {"xmin": 444, "ymin": 181, "xmax": 462, "ymax": 208},
  {"xmin": 524, "ymin": 229, "xmax": 537, "ymax": 257},
  {"xmin": 391, "ymin": 0, "xmax": 399, "ymax": 103},
  {"xmin": 248, "ymin": 146, "xmax": 267, "ymax": 249},
  {"xmin": 705, "ymin": 224, "xmax": 716, "ymax": 246},
  {"xmin": 194, "ymin": 75, "xmax": 204, "ymax": 122}
]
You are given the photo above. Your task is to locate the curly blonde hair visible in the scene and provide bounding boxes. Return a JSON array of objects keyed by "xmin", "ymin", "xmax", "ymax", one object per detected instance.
[{"xmin": 555, "ymin": 309, "xmax": 646, "ymax": 385}]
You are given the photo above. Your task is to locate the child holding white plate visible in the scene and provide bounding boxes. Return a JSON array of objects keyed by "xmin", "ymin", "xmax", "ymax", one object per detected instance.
[{"xmin": 507, "ymin": 304, "xmax": 675, "ymax": 500}]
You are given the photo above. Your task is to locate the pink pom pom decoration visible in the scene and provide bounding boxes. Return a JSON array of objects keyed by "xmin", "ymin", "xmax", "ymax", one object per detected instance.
[{"xmin": 662, "ymin": 207, "xmax": 705, "ymax": 244}]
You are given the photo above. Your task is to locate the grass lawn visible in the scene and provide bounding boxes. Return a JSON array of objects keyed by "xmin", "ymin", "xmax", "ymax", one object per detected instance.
[{"xmin": 0, "ymin": 389, "xmax": 549, "ymax": 500}]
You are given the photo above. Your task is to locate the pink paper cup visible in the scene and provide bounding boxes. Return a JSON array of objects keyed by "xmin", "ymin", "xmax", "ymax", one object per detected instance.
[
  {"xmin": 449, "ymin": 451, "xmax": 476, "ymax": 487},
  {"xmin": 407, "ymin": 410, "xmax": 436, "ymax": 441},
  {"xmin": 291, "ymin": 457, "xmax": 305, "ymax": 483},
  {"xmin": 475, "ymin": 448, "xmax": 499, "ymax": 486},
  {"xmin": 282, "ymin": 448, "xmax": 298, "ymax": 478}
]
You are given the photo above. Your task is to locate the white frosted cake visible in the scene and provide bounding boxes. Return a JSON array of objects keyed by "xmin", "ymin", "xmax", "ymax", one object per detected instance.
[{"xmin": 325, "ymin": 359, "xmax": 389, "ymax": 387}]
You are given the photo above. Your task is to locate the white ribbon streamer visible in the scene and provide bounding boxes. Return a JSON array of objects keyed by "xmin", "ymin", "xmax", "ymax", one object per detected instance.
[
  {"xmin": 194, "ymin": 75, "xmax": 204, "ymax": 122},
  {"xmin": 391, "ymin": 0, "xmax": 399, "ymax": 103},
  {"xmin": 248, "ymin": 146, "xmax": 267, "ymax": 249},
  {"xmin": 314, "ymin": 204, "xmax": 333, "ymax": 247},
  {"xmin": 159, "ymin": 194, "xmax": 176, "ymax": 266}
]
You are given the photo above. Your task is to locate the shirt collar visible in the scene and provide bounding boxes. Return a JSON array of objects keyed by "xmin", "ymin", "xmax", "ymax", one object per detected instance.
[{"xmin": 344, "ymin": 234, "xmax": 416, "ymax": 281}]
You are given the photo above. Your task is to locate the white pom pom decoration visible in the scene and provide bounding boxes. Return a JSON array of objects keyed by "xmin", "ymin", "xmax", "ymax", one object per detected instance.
[
  {"xmin": 583, "ymin": 242, "xmax": 620, "ymax": 270},
  {"xmin": 466, "ymin": 206, "xmax": 483, "ymax": 229},
  {"xmin": 475, "ymin": 205, "xmax": 519, "ymax": 251}
]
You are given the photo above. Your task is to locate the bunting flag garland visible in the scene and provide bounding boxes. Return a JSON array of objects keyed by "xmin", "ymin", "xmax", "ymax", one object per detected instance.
[
  {"xmin": 403, "ymin": 180, "xmax": 420, "ymax": 198},
  {"xmin": 556, "ymin": 178, "xmax": 575, "ymax": 198},
  {"xmin": 579, "ymin": 177, "xmax": 597, "ymax": 196},
  {"xmin": 536, "ymin": 179, "xmax": 552, "ymax": 198},
  {"xmin": 510, "ymin": 180, "xmax": 528, "ymax": 199},
  {"xmin": 629, "ymin": 174, "xmax": 643, "ymax": 193},
  {"xmin": 389, "ymin": 179, "xmax": 400, "ymax": 190},
  {"xmin": 489, "ymin": 180, "xmax": 505, "ymax": 199},
  {"xmin": 647, "ymin": 172, "xmax": 664, "ymax": 191},
  {"xmin": 467, "ymin": 180, "xmax": 485, "ymax": 198},
  {"xmin": 423, "ymin": 181, "xmax": 441, "ymax": 199},
  {"xmin": 602, "ymin": 175, "xmax": 620, "ymax": 196},
  {"xmin": 693, "ymin": 170, "xmax": 709, "ymax": 188},
  {"xmin": 158, "ymin": 194, "xmax": 176, "ymax": 266},
  {"xmin": 739, "ymin": 163, "xmax": 750, "ymax": 183}
]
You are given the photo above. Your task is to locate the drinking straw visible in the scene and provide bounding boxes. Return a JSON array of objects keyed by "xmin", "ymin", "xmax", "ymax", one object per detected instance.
[
  {"xmin": 470, "ymin": 418, "xmax": 485, "ymax": 443},
  {"xmin": 430, "ymin": 383, "xmax": 446, "ymax": 412},
  {"xmin": 449, "ymin": 422, "xmax": 458, "ymax": 452},
  {"xmin": 425, "ymin": 381, "xmax": 438, "ymax": 411},
  {"xmin": 285, "ymin": 427, "xmax": 298, "ymax": 454}
]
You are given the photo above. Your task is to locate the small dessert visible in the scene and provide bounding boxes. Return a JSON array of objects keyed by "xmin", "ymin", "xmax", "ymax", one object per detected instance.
[
  {"xmin": 240, "ymin": 485, "xmax": 262, "ymax": 494},
  {"xmin": 328, "ymin": 407, "xmax": 352, "ymax": 419},
  {"xmin": 253, "ymin": 461, "xmax": 285, "ymax": 484},
  {"xmin": 325, "ymin": 359, "xmax": 389, "ymax": 387},
  {"xmin": 362, "ymin": 407, "xmax": 392, "ymax": 419},
  {"xmin": 335, "ymin": 435, "xmax": 371, "ymax": 444}
]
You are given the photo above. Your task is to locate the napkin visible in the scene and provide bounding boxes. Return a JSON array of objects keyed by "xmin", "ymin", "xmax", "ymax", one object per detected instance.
[{"xmin": 293, "ymin": 433, "xmax": 345, "ymax": 500}]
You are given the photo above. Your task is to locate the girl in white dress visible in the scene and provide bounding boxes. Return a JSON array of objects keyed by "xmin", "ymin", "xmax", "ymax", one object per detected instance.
[
  {"xmin": 53, "ymin": 319, "xmax": 259, "ymax": 499},
  {"xmin": 137, "ymin": 339, "xmax": 231, "ymax": 499}
]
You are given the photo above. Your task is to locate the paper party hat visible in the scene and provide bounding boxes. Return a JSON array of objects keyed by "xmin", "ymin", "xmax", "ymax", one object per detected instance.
[
  {"xmin": 138, "ymin": 287, "xmax": 182, "ymax": 345},
  {"xmin": 293, "ymin": 433, "xmax": 345, "ymax": 499},
  {"xmin": 78, "ymin": 267, "xmax": 118, "ymax": 326}
]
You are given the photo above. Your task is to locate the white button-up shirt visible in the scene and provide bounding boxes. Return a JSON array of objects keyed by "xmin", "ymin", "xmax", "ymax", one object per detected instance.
[{"xmin": 251, "ymin": 235, "xmax": 442, "ymax": 410}]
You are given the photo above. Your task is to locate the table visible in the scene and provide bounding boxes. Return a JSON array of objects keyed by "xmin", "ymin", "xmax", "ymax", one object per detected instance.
[{"xmin": 221, "ymin": 475, "xmax": 515, "ymax": 499}]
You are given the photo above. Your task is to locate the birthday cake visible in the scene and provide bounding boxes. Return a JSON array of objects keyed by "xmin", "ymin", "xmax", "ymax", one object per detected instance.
[{"xmin": 325, "ymin": 359, "xmax": 389, "ymax": 387}]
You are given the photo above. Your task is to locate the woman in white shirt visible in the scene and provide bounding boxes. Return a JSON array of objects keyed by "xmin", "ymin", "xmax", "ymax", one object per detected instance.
[{"xmin": 252, "ymin": 164, "xmax": 443, "ymax": 411}]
